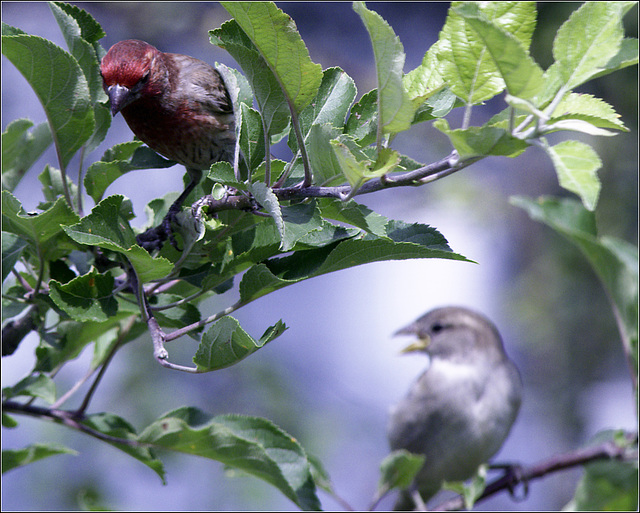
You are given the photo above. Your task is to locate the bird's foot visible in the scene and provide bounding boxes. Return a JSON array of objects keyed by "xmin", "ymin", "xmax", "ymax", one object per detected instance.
[
  {"xmin": 504, "ymin": 463, "xmax": 528, "ymax": 501},
  {"xmin": 136, "ymin": 224, "xmax": 168, "ymax": 252},
  {"xmin": 489, "ymin": 462, "xmax": 528, "ymax": 501},
  {"xmin": 161, "ymin": 207, "xmax": 181, "ymax": 249},
  {"xmin": 136, "ymin": 208, "xmax": 181, "ymax": 252}
]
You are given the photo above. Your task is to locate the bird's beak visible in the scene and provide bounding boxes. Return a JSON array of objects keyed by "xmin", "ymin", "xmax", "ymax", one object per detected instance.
[
  {"xmin": 399, "ymin": 336, "xmax": 430, "ymax": 354},
  {"xmin": 394, "ymin": 322, "xmax": 431, "ymax": 354},
  {"xmin": 106, "ymin": 84, "xmax": 133, "ymax": 116}
]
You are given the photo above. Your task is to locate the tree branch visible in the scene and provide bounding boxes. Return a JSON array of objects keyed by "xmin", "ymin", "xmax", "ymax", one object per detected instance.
[
  {"xmin": 431, "ymin": 431, "xmax": 638, "ymax": 511},
  {"xmin": 3, "ymin": 400, "xmax": 144, "ymax": 447},
  {"xmin": 193, "ymin": 151, "xmax": 479, "ymax": 216}
]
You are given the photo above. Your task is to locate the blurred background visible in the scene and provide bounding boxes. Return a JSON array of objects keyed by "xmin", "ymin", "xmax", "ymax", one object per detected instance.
[{"xmin": 2, "ymin": 2, "xmax": 637, "ymax": 511}]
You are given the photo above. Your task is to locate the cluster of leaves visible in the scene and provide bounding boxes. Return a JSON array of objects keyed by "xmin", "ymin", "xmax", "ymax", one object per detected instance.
[{"xmin": 2, "ymin": 1, "xmax": 638, "ymax": 510}]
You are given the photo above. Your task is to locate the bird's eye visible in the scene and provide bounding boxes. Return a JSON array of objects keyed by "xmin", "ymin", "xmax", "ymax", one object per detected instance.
[
  {"xmin": 431, "ymin": 321, "xmax": 454, "ymax": 334},
  {"xmin": 139, "ymin": 72, "xmax": 150, "ymax": 85}
]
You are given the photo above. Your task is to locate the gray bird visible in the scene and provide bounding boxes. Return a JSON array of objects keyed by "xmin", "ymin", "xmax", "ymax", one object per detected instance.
[{"xmin": 387, "ymin": 306, "xmax": 522, "ymax": 510}]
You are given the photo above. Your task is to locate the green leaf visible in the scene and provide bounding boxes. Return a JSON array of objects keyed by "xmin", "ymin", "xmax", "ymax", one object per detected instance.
[
  {"xmin": 372, "ymin": 148, "xmax": 401, "ymax": 175},
  {"xmin": 304, "ymin": 67, "xmax": 357, "ymax": 130},
  {"xmin": 2, "ymin": 232, "xmax": 28, "ymax": 283},
  {"xmin": 552, "ymin": 2, "xmax": 633, "ymax": 90},
  {"xmin": 35, "ymin": 314, "xmax": 141, "ymax": 372},
  {"xmin": 545, "ymin": 120, "xmax": 617, "ymax": 137},
  {"xmin": 438, "ymin": 6, "xmax": 500, "ymax": 104},
  {"xmin": 309, "ymin": 220, "xmax": 469, "ymax": 274},
  {"xmin": 2, "ymin": 443, "xmax": 77, "ymax": 474},
  {"xmin": 511, "ymin": 196, "xmax": 638, "ymax": 376},
  {"xmin": 85, "ymin": 142, "xmax": 176, "ymax": 203},
  {"xmin": 1, "ymin": 34, "xmax": 94, "ymax": 169},
  {"xmin": 222, "ymin": 2, "xmax": 322, "ymax": 115},
  {"xmin": 289, "ymin": 67, "xmax": 357, "ymax": 154},
  {"xmin": 82, "ymin": 412, "xmax": 166, "ymax": 483},
  {"xmin": 455, "ymin": 3, "xmax": 543, "ymax": 99},
  {"xmin": 438, "ymin": 1, "xmax": 537, "ymax": 104},
  {"xmin": 330, "ymin": 138, "xmax": 371, "ymax": 191},
  {"xmin": 238, "ymin": 103, "xmax": 266, "ymax": 171},
  {"xmin": 281, "ymin": 201, "xmax": 324, "ymax": 252},
  {"xmin": 588, "ymin": 37, "xmax": 639, "ymax": 82},
  {"xmin": 2, "ymin": 413, "xmax": 19, "ymax": 428},
  {"xmin": 2, "ymin": 119, "xmax": 52, "ymax": 192},
  {"xmin": 550, "ymin": 93, "xmax": 628, "ymax": 131},
  {"xmin": 62, "ymin": 195, "xmax": 173, "ymax": 283},
  {"xmin": 287, "ymin": 220, "xmax": 359, "ymax": 251},
  {"xmin": 214, "ymin": 217, "xmax": 282, "ymax": 278},
  {"xmin": 62, "ymin": 194, "xmax": 137, "ymax": 247},
  {"xmin": 140, "ymin": 408, "xmax": 320, "ymax": 510},
  {"xmin": 194, "ymin": 316, "xmax": 286, "ymax": 371},
  {"xmin": 2, "ymin": 22, "xmax": 27, "ymax": 36},
  {"xmin": 422, "ymin": 87, "xmax": 460, "ymax": 119},
  {"xmin": 378, "ymin": 450, "xmax": 426, "ymax": 492},
  {"xmin": 50, "ymin": 2, "xmax": 106, "ymax": 44},
  {"xmin": 2, "ymin": 374, "xmax": 56, "ymax": 403},
  {"xmin": 210, "ymin": 19, "xmax": 290, "ymax": 137},
  {"xmin": 217, "ymin": 61, "xmax": 254, "ymax": 115},
  {"xmin": 49, "ymin": 268, "xmax": 117, "ymax": 322},
  {"xmin": 403, "ymin": 43, "xmax": 446, "ymax": 109},
  {"xmin": 353, "ymin": 2, "xmax": 415, "ymax": 136},
  {"xmin": 565, "ymin": 431, "xmax": 638, "ymax": 511},
  {"xmin": 1, "ymin": 191, "xmax": 80, "ymax": 262},
  {"xmin": 344, "ymin": 89, "xmax": 378, "ymax": 146},
  {"xmin": 479, "ymin": 1, "xmax": 538, "ymax": 49},
  {"xmin": 402, "ymin": 43, "xmax": 456, "ymax": 124},
  {"xmin": 305, "ymin": 123, "xmax": 345, "ymax": 186},
  {"xmin": 442, "ymin": 465, "xmax": 488, "ymax": 510},
  {"xmin": 434, "ymin": 118, "xmax": 529, "ymax": 158},
  {"xmin": 238, "ymin": 219, "xmax": 469, "ymax": 305},
  {"xmin": 39, "ymin": 164, "xmax": 78, "ymax": 206},
  {"xmin": 239, "ymin": 263, "xmax": 299, "ymax": 304},
  {"xmin": 248, "ymin": 182, "xmax": 285, "ymax": 248},
  {"xmin": 318, "ymin": 198, "xmax": 389, "ymax": 238},
  {"xmin": 307, "ymin": 454, "xmax": 334, "ymax": 494},
  {"xmin": 48, "ymin": 2, "xmax": 106, "ymax": 103},
  {"xmin": 84, "ymin": 102, "xmax": 111, "ymax": 155},
  {"xmin": 206, "ymin": 160, "xmax": 246, "ymax": 190},
  {"xmin": 542, "ymin": 139, "xmax": 602, "ymax": 211}
]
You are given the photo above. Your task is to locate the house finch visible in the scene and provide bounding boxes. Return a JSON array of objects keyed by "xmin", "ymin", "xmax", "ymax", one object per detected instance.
[
  {"xmin": 388, "ymin": 307, "xmax": 522, "ymax": 510},
  {"xmin": 100, "ymin": 39, "xmax": 237, "ymax": 249}
]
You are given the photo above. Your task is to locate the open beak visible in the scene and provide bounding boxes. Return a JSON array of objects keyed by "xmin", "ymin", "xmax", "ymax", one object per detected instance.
[
  {"xmin": 399, "ymin": 336, "xmax": 430, "ymax": 354},
  {"xmin": 394, "ymin": 322, "xmax": 430, "ymax": 354}
]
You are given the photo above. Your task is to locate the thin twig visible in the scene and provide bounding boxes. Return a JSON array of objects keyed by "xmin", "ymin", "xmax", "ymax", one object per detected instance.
[
  {"xmin": 128, "ymin": 262, "xmax": 168, "ymax": 362},
  {"xmin": 3, "ymin": 401, "xmax": 145, "ymax": 447},
  {"xmin": 74, "ymin": 315, "xmax": 138, "ymax": 415},
  {"xmin": 164, "ymin": 302, "xmax": 242, "ymax": 342},
  {"xmin": 51, "ymin": 366, "xmax": 97, "ymax": 410},
  {"xmin": 195, "ymin": 152, "xmax": 473, "ymax": 216},
  {"xmin": 289, "ymin": 107, "xmax": 312, "ymax": 187},
  {"xmin": 77, "ymin": 145, "xmax": 86, "ymax": 216},
  {"xmin": 262, "ymin": 117, "xmax": 271, "ymax": 185}
]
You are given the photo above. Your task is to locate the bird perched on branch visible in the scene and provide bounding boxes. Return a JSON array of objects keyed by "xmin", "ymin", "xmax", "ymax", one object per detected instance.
[
  {"xmin": 100, "ymin": 39, "xmax": 237, "ymax": 249},
  {"xmin": 387, "ymin": 306, "xmax": 522, "ymax": 510}
]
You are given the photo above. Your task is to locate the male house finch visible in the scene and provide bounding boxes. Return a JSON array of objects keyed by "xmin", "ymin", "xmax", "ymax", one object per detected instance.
[
  {"xmin": 388, "ymin": 307, "xmax": 522, "ymax": 510},
  {"xmin": 100, "ymin": 39, "xmax": 236, "ymax": 248}
]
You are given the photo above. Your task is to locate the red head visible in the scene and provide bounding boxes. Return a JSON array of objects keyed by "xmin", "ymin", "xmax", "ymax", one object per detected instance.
[{"xmin": 100, "ymin": 39, "xmax": 166, "ymax": 116}]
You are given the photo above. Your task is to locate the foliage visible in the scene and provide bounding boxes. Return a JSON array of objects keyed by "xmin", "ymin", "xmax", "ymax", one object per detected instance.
[{"xmin": 2, "ymin": 1, "xmax": 637, "ymax": 510}]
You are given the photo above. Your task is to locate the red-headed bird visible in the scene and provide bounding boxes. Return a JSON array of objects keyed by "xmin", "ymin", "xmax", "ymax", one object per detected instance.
[{"xmin": 100, "ymin": 39, "xmax": 236, "ymax": 249}]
